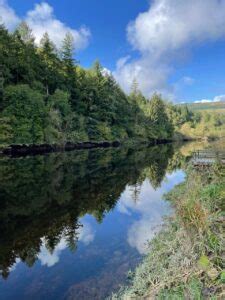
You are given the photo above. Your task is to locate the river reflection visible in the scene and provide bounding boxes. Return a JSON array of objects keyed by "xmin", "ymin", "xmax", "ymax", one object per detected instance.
[
  {"xmin": 119, "ymin": 172, "xmax": 185, "ymax": 254},
  {"xmin": 0, "ymin": 144, "xmax": 189, "ymax": 299}
]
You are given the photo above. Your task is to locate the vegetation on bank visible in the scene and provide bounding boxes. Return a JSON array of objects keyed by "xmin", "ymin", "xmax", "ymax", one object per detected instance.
[
  {"xmin": 178, "ymin": 111, "xmax": 225, "ymax": 140},
  {"xmin": 176, "ymin": 102, "xmax": 225, "ymax": 140},
  {"xmin": 113, "ymin": 162, "xmax": 225, "ymax": 299},
  {"xmin": 0, "ymin": 22, "xmax": 176, "ymax": 146},
  {"xmin": 1, "ymin": 21, "xmax": 220, "ymax": 148}
]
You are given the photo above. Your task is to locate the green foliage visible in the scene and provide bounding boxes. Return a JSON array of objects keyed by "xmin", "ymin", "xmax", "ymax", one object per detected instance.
[
  {"xmin": 2, "ymin": 85, "xmax": 46, "ymax": 144},
  {"xmin": 0, "ymin": 116, "xmax": 13, "ymax": 144},
  {"xmin": 0, "ymin": 23, "xmax": 191, "ymax": 146},
  {"xmin": 220, "ymin": 271, "xmax": 225, "ymax": 283},
  {"xmin": 158, "ymin": 277, "xmax": 203, "ymax": 300},
  {"xmin": 198, "ymin": 255, "xmax": 210, "ymax": 270},
  {"xmin": 39, "ymin": 32, "xmax": 62, "ymax": 95},
  {"xmin": 170, "ymin": 102, "xmax": 225, "ymax": 140},
  {"xmin": 148, "ymin": 93, "xmax": 174, "ymax": 139},
  {"xmin": 15, "ymin": 21, "xmax": 35, "ymax": 44}
]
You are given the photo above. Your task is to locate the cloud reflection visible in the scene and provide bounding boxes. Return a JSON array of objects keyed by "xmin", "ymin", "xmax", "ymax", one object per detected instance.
[
  {"xmin": 38, "ymin": 238, "xmax": 67, "ymax": 267},
  {"xmin": 77, "ymin": 221, "xmax": 95, "ymax": 246},
  {"xmin": 38, "ymin": 221, "xmax": 95, "ymax": 267},
  {"xmin": 9, "ymin": 258, "xmax": 21, "ymax": 272},
  {"xmin": 118, "ymin": 171, "xmax": 184, "ymax": 254}
]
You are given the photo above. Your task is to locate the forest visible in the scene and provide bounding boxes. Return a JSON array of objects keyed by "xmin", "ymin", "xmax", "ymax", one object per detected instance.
[{"xmin": 0, "ymin": 21, "xmax": 206, "ymax": 147}]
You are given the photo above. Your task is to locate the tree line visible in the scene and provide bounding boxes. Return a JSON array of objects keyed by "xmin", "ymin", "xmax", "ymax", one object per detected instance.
[{"xmin": 0, "ymin": 21, "xmax": 183, "ymax": 146}]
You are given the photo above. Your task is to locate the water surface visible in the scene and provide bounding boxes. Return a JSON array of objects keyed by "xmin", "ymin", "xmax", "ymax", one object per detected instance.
[{"xmin": 0, "ymin": 144, "xmax": 188, "ymax": 299}]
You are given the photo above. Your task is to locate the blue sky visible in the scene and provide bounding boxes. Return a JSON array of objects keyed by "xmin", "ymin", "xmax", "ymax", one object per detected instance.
[
  {"xmin": 8, "ymin": 0, "xmax": 148, "ymax": 68},
  {"xmin": 2, "ymin": 0, "xmax": 225, "ymax": 103}
]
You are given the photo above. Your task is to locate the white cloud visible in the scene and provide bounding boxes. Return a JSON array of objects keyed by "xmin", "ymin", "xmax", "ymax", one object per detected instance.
[
  {"xmin": 77, "ymin": 221, "xmax": 95, "ymax": 245},
  {"xmin": 0, "ymin": 1, "xmax": 91, "ymax": 49},
  {"xmin": 101, "ymin": 67, "xmax": 111, "ymax": 77},
  {"xmin": 194, "ymin": 99, "xmax": 211, "ymax": 103},
  {"xmin": 118, "ymin": 179, "xmax": 168, "ymax": 254},
  {"xmin": 127, "ymin": 0, "xmax": 225, "ymax": 55},
  {"xmin": 114, "ymin": 0, "xmax": 225, "ymax": 98},
  {"xmin": 38, "ymin": 221, "xmax": 95, "ymax": 267},
  {"xmin": 182, "ymin": 76, "xmax": 195, "ymax": 86},
  {"xmin": 127, "ymin": 218, "xmax": 162, "ymax": 254},
  {"xmin": 213, "ymin": 95, "xmax": 225, "ymax": 102},
  {"xmin": 194, "ymin": 94, "xmax": 225, "ymax": 103},
  {"xmin": 9, "ymin": 258, "xmax": 21, "ymax": 272},
  {"xmin": 0, "ymin": 0, "xmax": 20, "ymax": 30},
  {"xmin": 38, "ymin": 237, "xmax": 68, "ymax": 267},
  {"xmin": 116, "ymin": 55, "xmax": 131, "ymax": 69},
  {"xmin": 118, "ymin": 171, "xmax": 185, "ymax": 254},
  {"xmin": 26, "ymin": 2, "xmax": 90, "ymax": 49},
  {"xmin": 114, "ymin": 55, "xmax": 173, "ymax": 98}
]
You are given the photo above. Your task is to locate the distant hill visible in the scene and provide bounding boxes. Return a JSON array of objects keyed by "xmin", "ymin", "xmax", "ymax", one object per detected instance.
[{"xmin": 179, "ymin": 101, "xmax": 225, "ymax": 113}]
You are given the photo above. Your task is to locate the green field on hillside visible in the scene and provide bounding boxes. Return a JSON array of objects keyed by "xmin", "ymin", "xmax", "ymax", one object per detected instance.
[{"xmin": 180, "ymin": 101, "xmax": 225, "ymax": 112}]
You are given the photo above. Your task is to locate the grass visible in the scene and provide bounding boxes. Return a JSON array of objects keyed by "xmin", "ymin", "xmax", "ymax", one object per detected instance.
[
  {"xmin": 112, "ymin": 162, "xmax": 225, "ymax": 299},
  {"xmin": 180, "ymin": 102, "xmax": 225, "ymax": 112}
]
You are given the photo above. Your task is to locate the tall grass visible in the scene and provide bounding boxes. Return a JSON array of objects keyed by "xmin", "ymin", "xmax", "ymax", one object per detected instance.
[{"xmin": 112, "ymin": 163, "xmax": 225, "ymax": 299}]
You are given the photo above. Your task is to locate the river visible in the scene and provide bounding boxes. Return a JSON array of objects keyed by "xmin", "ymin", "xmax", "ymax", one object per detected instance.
[{"xmin": 0, "ymin": 142, "xmax": 210, "ymax": 299}]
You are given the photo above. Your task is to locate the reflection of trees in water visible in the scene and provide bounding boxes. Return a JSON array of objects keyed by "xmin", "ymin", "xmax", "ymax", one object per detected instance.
[
  {"xmin": 141, "ymin": 145, "xmax": 174, "ymax": 189},
  {"xmin": 0, "ymin": 144, "xmax": 184, "ymax": 278},
  {"xmin": 130, "ymin": 183, "xmax": 141, "ymax": 203}
]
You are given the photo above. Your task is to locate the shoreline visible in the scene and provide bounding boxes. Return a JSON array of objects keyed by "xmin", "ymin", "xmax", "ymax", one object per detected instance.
[
  {"xmin": 113, "ymin": 161, "xmax": 225, "ymax": 299},
  {"xmin": 0, "ymin": 136, "xmax": 211, "ymax": 157},
  {"xmin": 0, "ymin": 141, "xmax": 121, "ymax": 156},
  {"xmin": 0, "ymin": 139, "xmax": 172, "ymax": 157}
]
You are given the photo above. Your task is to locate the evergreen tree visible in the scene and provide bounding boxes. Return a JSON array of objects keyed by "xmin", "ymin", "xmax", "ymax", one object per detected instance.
[
  {"xmin": 61, "ymin": 32, "xmax": 77, "ymax": 104},
  {"xmin": 15, "ymin": 21, "xmax": 35, "ymax": 44},
  {"xmin": 12, "ymin": 23, "xmax": 42, "ymax": 86},
  {"xmin": 130, "ymin": 78, "xmax": 139, "ymax": 97},
  {"xmin": 39, "ymin": 33, "xmax": 61, "ymax": 95},
  {"xmin": 0, "ymin": 24, "xmax": 183, "ymax": 146},
  {"xmin": 148, "ymin": 93, "xmax": 174, "ymax": 139}
]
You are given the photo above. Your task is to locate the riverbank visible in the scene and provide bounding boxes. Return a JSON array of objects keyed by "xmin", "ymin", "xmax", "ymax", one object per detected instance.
[
  {"xmin": 0, "ymin": 136, "xmax": 206, "ymax": 157},
  {"xmin": 113, "ymin": 161, "xmax": 225, "ymax": 299},
  {"xmin": 0, "ymin": 138, "xmax": 174, "ymax": 156},
  {"xmin": 0, "ymin": 141, "xmax": 121, "ymax": 156}
]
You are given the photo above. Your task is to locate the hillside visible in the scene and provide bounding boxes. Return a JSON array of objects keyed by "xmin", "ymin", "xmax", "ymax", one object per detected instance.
[
  {"xmin": 180, "ymin": 101, "xmax": 225, "ymax": 112},
  {"xmin": 176, "ymin": 101, "xmax": 225, "ymax": 140}
]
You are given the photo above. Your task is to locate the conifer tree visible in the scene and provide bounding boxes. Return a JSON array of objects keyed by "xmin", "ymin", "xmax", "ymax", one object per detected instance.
[
  {"xmin": 61, "ymin": 32, "xmax": 77, "ymax": 105},
  {"xmin": 16, "ymin": 21, "xmax": 35, "ymax": 44},
  {"xmin": 148, "ymin": 93, "xmax": 173, "ymax": 139},
  {"xmin": 39, "ymin": 32, "xmax": 60, "ymax": 95}
]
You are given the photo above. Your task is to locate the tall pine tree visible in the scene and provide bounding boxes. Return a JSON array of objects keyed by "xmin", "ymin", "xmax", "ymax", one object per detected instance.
[{"xmin": 61, "ymin": 32, "xmax": 77, "ymax": 106}]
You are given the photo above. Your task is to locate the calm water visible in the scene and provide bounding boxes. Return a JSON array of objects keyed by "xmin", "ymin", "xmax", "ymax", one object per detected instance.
[{"xmin": 0, "ymin": 144, "xmax": 189, "ymax": 299}]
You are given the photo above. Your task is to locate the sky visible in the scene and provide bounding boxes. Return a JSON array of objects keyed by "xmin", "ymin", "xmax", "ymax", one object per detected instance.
[{"xmin": 1, "ymin": 0, "xmax": 225, "ymax": 103}]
